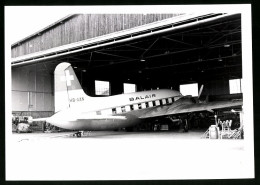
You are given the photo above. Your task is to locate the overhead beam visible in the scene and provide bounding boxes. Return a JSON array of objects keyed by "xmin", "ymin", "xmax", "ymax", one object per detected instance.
[
  {"xmin": 94, "ymin": 51, "xmax": 135, "ymax": 60},
  {"xmin": 140, "ymin": 38, "xmax": 159, "ymax": 58},
  {"xmin": 162, "ymin": 36, "xmax": 198, "ymax": 47}
]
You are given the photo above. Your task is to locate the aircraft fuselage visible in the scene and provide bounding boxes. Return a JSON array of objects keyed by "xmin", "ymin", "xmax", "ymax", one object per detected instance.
[{"xmin": 49, "ymin": 89, "xmax": 182, "ymax": 130}]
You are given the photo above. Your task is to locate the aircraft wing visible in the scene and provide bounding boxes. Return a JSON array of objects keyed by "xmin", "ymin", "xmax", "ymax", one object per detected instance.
[{"xmin": 139, "ymin": 98, "xmax": 242, "ymax": 119}]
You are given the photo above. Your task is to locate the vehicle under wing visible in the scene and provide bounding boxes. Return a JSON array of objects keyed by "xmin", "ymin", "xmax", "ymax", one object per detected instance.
[{"xmin": 139, "ymin": 98, "xmax": 243, "ymax": 119}]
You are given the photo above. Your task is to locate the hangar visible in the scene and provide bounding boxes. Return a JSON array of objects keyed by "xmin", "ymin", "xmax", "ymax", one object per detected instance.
[{"xmin": 11, "ymin": 13, "xmax": 242, "ymax": 133}]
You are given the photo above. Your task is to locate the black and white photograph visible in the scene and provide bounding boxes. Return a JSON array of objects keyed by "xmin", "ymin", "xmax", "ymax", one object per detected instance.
[{"xmin": 5, "ymin": 5, "xmax": 254, "ymax": 180}]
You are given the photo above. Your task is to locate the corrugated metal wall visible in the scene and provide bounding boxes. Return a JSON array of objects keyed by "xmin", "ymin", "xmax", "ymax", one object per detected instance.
[
  {"xmin": 12, "ymin": 63, "xmax": 54, "ymax": 116},
  {"xmin": 11, "ymin": 14, "xmax": 180, "ymax": 58}
]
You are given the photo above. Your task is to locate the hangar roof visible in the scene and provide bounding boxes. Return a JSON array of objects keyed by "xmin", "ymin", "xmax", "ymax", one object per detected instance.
[
  {"xmin": 11, "ymin": 14, "xmax": 77, "ymax": 47},
  {"xmin": 11, "ymin": 13, "xmax": 241, "ymax": 86}
]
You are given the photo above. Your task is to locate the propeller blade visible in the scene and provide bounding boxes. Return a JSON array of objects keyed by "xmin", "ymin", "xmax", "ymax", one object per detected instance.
[{"xmin": 198, "ymin": 84, "xmax": 204, "ymax": 99}]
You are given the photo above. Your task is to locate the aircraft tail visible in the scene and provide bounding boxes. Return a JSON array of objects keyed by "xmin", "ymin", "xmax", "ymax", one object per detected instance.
[{"xmin": 54, "ymin": 62, "xmax": 89, "ymax": 112}]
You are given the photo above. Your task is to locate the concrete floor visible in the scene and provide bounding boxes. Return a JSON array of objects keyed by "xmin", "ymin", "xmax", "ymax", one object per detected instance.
[
  {"xmin": 6, "ymin": 130, "xmax": 254, "ymax": 180},
  {"xmin": 11, "ymin": 129, "xmax": 205, "ymax": 141}
]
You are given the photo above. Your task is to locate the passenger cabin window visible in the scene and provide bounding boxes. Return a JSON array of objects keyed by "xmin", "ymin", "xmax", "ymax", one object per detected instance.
[
  {"xmin": 133, "ymin": 104, "xmax": 139, "ymax": 110},
  {"xmin": 162, "ymin": 99, "xmax": 166, "ymax": 105},
  {"xmin": 112, "ymin": 108, "xmax": 116, "ymax": 114},
  {"xmin": 109, "ymin": 99, "xmax": 174, "ymax": 115},
  {"xmin": 125, "ymin": 106, "xmax": 131, "ymax": 112},
  {"xmin": 116, "ymin": 107, "xmax": 122, "ymax": 114}
]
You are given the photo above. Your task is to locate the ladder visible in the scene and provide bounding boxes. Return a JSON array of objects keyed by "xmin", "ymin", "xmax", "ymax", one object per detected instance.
[{"xmin": 228, "ymin": 127, "xmax": 243, "ymax": 139}]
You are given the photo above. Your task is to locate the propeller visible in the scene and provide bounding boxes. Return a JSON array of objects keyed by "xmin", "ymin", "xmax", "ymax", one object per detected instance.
[{"xmin": 198, "ymin": 84, "xmax": 204, "ymax": 100}]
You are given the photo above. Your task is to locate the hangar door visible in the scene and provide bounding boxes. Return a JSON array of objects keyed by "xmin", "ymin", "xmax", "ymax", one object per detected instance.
[{"xmin": 12, "ymin": 63, "xmax": 54, "ymax": 116}]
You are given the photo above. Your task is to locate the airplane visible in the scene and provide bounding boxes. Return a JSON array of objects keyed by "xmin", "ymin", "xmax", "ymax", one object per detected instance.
[{"xmin": 31, "ymin": 62, "xmax": 243, "ymax": 137}]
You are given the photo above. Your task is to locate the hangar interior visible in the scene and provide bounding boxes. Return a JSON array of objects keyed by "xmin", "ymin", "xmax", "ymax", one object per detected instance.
[{"xmin": 11, "ymin": 13, "xmax": 242, "ymax": 133}]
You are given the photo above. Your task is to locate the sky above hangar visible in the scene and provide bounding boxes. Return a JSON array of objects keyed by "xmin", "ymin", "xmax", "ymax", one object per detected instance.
[
  {"xmin": 6, "ymin": 6, "xmax": 163, "ymax": 45},
  {"xmin": 6, "ymin": 7, "xmax": 69, "ymax": 44}
]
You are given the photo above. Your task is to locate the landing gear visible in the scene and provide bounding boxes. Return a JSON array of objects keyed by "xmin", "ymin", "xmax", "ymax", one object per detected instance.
[
  {"xmin": 72, "ymin": 131, "xmax": 84, "ymax": 137},
  {"xmin": 72, "ymin": 131, "xmax": 92, "ymax": 137}
]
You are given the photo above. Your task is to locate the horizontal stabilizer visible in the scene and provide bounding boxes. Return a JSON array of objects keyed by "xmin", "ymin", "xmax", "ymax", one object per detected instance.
[
  {"xmin": 31, "ymin": 117, "xmax": 49, "ymax": 122},
  {"xmin": 77, "ymin": 115, "xmax": 127, "ymax": 120}
]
